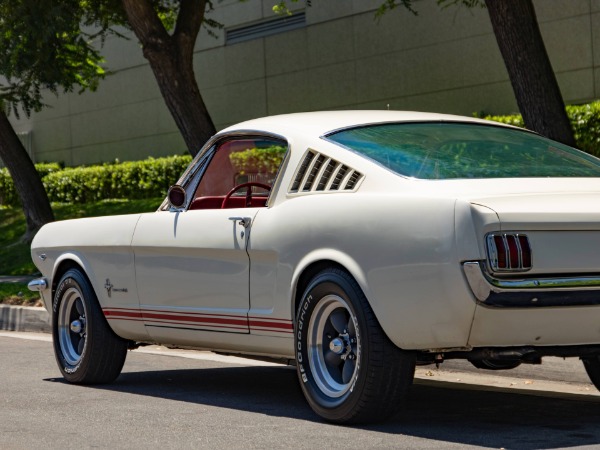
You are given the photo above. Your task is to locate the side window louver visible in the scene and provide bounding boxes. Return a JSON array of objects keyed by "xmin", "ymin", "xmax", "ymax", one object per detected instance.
[{"xmin": 290, "ymin": 150, "xmax": 363, "ymax": 194}]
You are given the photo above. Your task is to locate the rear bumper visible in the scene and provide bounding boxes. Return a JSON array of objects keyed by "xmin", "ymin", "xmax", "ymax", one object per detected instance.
[{"xmin": 463, "ymin": 261, "xmax": 600, "ymax": 307}]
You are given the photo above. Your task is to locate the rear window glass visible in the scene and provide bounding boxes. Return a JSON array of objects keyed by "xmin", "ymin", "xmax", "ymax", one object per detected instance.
[{"xmin": 326, "ymin": 122, "xmax": 600, "ymax": 179}]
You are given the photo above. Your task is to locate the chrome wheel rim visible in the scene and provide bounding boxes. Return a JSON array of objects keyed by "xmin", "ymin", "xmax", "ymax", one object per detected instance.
[
  {"xmin": 307, "ymin": 295, "xmax": 360, "ymax": 398},
  {"xmin": 57, "ymin": 287, "xmax": 87, "ymax": 366}
]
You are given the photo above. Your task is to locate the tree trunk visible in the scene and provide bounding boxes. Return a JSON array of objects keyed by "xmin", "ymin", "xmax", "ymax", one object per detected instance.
[
  {"xmin": 0, "ymin": 110, "xmax": 54, "ymax": 240},
  {"xmin": 121, "ymin": 0, "xmax": 215, "ymax": 157},
  {"xmin": 484, "ymin": 0, "xmax": 576, "ymax": 147}
]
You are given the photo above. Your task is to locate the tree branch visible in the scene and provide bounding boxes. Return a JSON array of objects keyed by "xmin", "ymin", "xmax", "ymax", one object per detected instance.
[
  {"xmin": 121, "ymin": 0, "xmax": 171, "ymax": 54},
  {"xmin": 173, "ymin": 0, "xmax": 207, "ymax": 59}
]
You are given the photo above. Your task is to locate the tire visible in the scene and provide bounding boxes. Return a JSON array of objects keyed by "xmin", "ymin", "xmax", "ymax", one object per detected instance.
[
  {"xmin": 52, "ymin": 268, "xmax": 128, "ymax": 384},
  {"xmin": 295, "ymin": 268, "xmax": 416, "ymax": 424},
  {"xmin": 470, "ymin": 359, "xmax": 522, "ymax": 370},
  {"xmin": 582, "ymin": 355, "xmax": 600, "ymax": 390}
]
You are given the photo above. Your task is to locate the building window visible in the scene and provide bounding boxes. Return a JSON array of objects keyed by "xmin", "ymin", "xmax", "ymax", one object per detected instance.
[{"xmin": 225, "ymin": 12, "xmax": 306, "ymax": 45}]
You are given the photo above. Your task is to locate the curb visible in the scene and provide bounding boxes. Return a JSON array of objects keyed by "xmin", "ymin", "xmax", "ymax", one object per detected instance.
[
  {"xmin": 0, "ymin": 276, "xmax": 35, "ymax": 284},
  {"xmin": 0, "ymin": 305, "xmax": 50, "ymax": 333}
]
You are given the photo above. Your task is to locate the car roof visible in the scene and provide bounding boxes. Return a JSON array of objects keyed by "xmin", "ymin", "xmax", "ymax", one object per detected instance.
[{"xmin": 219, "ymin": 110, "xmax": 510, "ymax": 138}]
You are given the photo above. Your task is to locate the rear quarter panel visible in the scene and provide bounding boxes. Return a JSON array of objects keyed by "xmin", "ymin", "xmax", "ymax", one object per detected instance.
[{"xmin": 250, "ymin": 192, "xmax": 478, "ymax": 350}]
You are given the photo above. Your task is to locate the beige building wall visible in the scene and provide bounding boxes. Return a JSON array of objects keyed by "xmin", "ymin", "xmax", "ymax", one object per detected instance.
[{"xmin": 8, "ymin": 0, "xmax": 600, "ymax": 166}]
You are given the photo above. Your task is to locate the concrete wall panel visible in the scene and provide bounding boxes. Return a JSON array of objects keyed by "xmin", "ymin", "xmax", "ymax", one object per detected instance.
[
  {"xmin": 34, "ymin": 149, "xmax": 73, "ymax": 165},
  {"xmin": 307, "ymin": 19, "xmax": 355, "ymax": 68},
  {"xmin": 540, "ymin": 15, "xmax": 593, "ymax": 73},
  {"xmin": 69, "ymin": 67, "xmax": 161, "ymax": 116},
  {"xmin": 222, "ymin": 39, "xmax": 266, "ymax": 84},
  {"xmin": 307, "ymin": 61, "xmax": 357, "ymax": 110},
  {"xmin": 71, "ymin": 132, "xmax": 185, "ymax": 166},
  {"xmin": 305, "ymin": 0, "xmax": 358, "ymax": 25},
  {"xmin": 30, "ymin": 117, "xmax": 72, "ymax": 154},
  {"xmin": 593, "ymin": 12, "xmax": 600, "ymax": 73},
  {"xmin": 352, "ymin": 2, "xmax": 492, "ymax": 61},
  {"xmin": 355, "ymin": 33, "xmax": 506, "ymax": 107},
  {"xmin": 266, "ymin": 70, "xmax": 311, "ymax": 115},
  {"xmin": 355, "ymin": 81, "xmax": 517, "ymax": 118},
  {"xmin": 203, "ymin": 79, "xmax": 267, "ymax": 129},
  {"xmin": 556, "ymin": 69, "xmax": 596, "ymax": 104},
  {"xmin": 534, "ymin": 0, "xmax": 591, "ymax": 22},
  {"xmin": 195, "ymin": 47, "xmax": 227, "ymax": 89},
  {"xmin": 100, "ymin": 30, "xmax": 147, "ymax": 72},
  {"xmin": 261, "ymin": 0, "xmax": 306, "ymax": 18},
  {"xmin": 70, "ymin": 98, "xmax": 160, "ymax": 148},
  {"xmin": 22, "ymin": 92, "xmax": 71, "ymax": 122},
  {"xmin": 264, "ymin": 29, "xmax": 308, "ymax": 76}
]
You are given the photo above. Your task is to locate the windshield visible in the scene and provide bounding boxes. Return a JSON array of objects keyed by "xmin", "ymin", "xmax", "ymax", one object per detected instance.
[{"xmin": 326, "ymin": 122, "xmax": 600, "ymax": 179}]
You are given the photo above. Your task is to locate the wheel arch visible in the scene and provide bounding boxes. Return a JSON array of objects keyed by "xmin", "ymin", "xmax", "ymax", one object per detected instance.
[
  {"xmin": 51, "ymin": 254, "xmax": 98, "ymax": 304},
  {"xmin": 291, "ymin": 251, "xmax": 369, "ymax": 323}
]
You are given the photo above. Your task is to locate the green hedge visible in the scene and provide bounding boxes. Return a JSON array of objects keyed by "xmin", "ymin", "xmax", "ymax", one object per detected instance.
[
  {"xmin": 483, "ymin": 100, "xmax": 600, "ymax": 156},
  {"xmin": 0, "ymin": 162, "xmax": 62, "ymax": 206},
  {"xmin": 0, "ymin": 155, "xmax": 191, "ymax": 206}
]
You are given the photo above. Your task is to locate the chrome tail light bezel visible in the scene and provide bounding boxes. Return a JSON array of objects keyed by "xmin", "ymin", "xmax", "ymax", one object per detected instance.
[{"xmin": 486, "ymin": 233, "xmax": 532, "ymax": 273}]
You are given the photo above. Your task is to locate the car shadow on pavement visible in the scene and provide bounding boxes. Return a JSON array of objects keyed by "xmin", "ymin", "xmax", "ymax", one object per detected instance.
[
  {"xmin": 375, "ymin": 378, "xmax": 600, "ymax": 449},
  {"xmin": 56, "ymin": 365, "xmax": 600, "ymax": 449}
]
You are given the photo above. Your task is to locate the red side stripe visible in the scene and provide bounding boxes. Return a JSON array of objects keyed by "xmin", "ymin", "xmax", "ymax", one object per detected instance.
[
  {"xmin": 103, "ymin": 310, "xmax": 143, "ymax": 319},
  {"xmin": 248, "ymin": 320, "xmax": 293, "ymax": 330},
  {"xmin": 103, "ymin": 308, "xmax": 293, "ymax": 334},
  {"xmin": 141, "ymin": 312, "xmax": 247, "ymax": 327}
]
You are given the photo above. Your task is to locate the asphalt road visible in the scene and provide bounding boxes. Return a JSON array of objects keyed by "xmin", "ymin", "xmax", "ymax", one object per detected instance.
[{"xmin": 1, "ymin": 331, "xmax": 600, "ymax": 450}]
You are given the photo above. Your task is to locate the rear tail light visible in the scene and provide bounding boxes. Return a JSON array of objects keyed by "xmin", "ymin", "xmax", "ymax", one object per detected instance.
[{"xmin": 486, "ymin": 233, "xmax": 532, "ymax": 272}]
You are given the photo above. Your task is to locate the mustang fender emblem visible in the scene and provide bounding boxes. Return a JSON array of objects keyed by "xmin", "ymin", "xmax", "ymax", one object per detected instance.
[{"xmin": 105, "ymin": 279, "xmax": 128, "ymax": 298}]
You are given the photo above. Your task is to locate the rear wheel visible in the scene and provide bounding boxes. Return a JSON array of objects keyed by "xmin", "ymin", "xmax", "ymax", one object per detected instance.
[
  {"xmin": 582, "ymin": 356, "xmax": 600, "ymax": 390},
  {"xmin": 295, "ymin": 268, "xmax": 415, "ymax": 424},
  {"xmin": 52, "ymin": 268, "xmax": 128, "ymax": 384}
]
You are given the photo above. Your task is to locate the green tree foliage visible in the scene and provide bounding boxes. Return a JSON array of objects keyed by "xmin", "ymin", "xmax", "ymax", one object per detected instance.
[
  {"xmin": 229, "ymin": 145, "xmax": 287, "ymax": 176},
  {"xmin": 0, "ymin": 0, "xmax": 113, "ymax": 116}
]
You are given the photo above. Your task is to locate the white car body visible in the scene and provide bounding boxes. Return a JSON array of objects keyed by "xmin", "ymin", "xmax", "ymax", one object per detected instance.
[{"xmin": 30, "ymin": 111, "xmax": 600, "ymax": 423}]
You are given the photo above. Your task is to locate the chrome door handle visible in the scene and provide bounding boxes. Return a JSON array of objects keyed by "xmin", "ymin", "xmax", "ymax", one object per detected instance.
[{"xmin": 229, "ymin": 216, "xmax": 251, "ymax": 228}]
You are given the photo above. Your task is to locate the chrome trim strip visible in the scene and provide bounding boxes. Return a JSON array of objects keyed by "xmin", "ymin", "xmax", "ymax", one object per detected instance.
[
  {"xmin": 463, "ymin": 261, "xmax": 600, "ymax": 303},
  {"xmin": 28, "ymin": 278, "xmax": 48, "ymax": 292}
]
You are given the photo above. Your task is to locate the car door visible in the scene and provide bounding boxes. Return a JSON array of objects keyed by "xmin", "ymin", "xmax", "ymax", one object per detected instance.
[
  {"xmin": 131, "ymin": 136, "xmax": 287, "ymax": 343},
  {"xmin": 132, "ymin": 208, "xmax": 255, "ymax": 337}
]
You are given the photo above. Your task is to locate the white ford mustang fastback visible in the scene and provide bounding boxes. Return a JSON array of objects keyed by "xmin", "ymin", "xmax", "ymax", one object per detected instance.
[{"xmin": 30, "ymin": 111, "xmax": 600, "ymax": 423}]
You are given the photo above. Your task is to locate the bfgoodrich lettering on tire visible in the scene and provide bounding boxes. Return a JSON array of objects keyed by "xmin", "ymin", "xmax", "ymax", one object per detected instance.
[
  {"xmin": 52, "ymin": 268, "xmax": 128, "ymax": 384},
  {"xmin": 295, "ymin": 268, "xmax": 416, "ymax": 424}
]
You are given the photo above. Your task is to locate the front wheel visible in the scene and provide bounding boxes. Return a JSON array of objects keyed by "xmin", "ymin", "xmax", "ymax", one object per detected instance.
[
  {"xmin": 295, "ymin": 268, "xmax": 415, "ymax": 424},
  {"xmin": 52, "ymin": 268, "xmax": 128, "ymax": 384}
]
